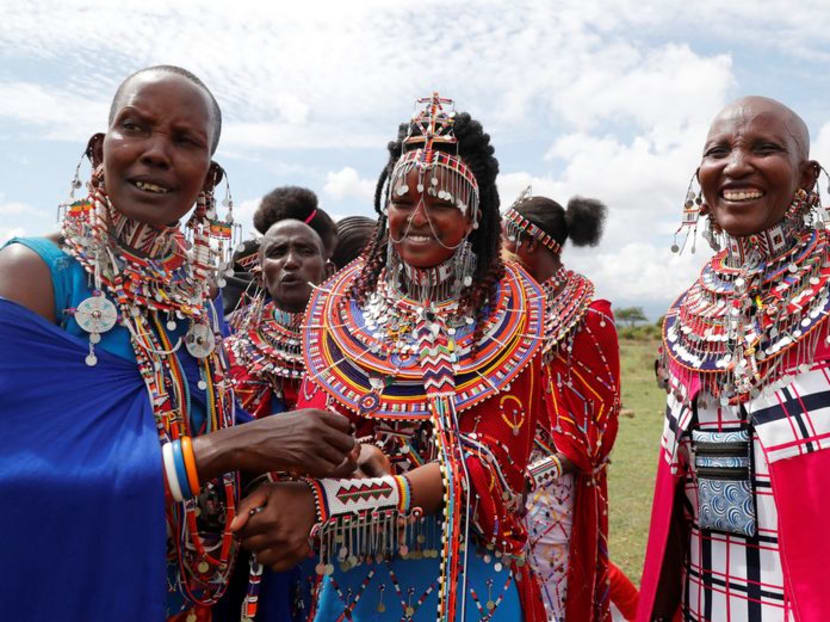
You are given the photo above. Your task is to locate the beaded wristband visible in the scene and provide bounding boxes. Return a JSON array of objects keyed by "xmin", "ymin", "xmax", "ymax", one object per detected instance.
[
  {"xmin": 162, "ymin": 441, "xmax": 185, "ymax": 502},
  {"xmin": 171, "ymin": 439, "xmax": 193, "ymax": 500},
  {"xmin": 180, "ymin": 436, "xmax": 201, "ymax": 496},
  {"xmin": 303, "ymin": 475, "xmax": 417, "ymax": 576},
  {"xmin": 528, "ymin": 453, "xmax": 563, "ymax": 488}
]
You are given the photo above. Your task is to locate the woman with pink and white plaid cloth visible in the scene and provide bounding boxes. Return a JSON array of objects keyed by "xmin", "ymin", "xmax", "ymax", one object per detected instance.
[{"xmin": 639, "ymin": 96, "xmax": 830, "ymax": 622}]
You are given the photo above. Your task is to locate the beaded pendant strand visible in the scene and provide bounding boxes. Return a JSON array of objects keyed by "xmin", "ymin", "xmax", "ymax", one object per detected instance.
[
  {"xmin": 660, "ymin": 190, "xmax": 830, "ymax": 405},
  {"xmin": 60, "ymin": 187, "xmax": 240, "ymax": 608}
]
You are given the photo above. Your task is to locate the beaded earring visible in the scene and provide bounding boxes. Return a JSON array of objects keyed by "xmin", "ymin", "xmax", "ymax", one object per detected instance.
[
  {"xmin": 671, "ymin": 171, "xmax": 704, "ymax": 254},
  {"xmin": 701, "ymin": 206, "xmax": 722, "ymax": 252},
  {"xmin": 452, "ymin": 240, "xmax": 476, "ymax": 292}
]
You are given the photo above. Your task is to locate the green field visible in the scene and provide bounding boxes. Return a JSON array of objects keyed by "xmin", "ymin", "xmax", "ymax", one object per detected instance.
[{"xmin": 607, "ymin": 338, "xmax": 665, "ymax": 583}]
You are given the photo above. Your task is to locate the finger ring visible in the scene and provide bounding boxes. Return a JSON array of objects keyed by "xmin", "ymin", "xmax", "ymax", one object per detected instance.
[{"xmin": 249, "ymin": 505, "xmax": 265, "ymax": 517}]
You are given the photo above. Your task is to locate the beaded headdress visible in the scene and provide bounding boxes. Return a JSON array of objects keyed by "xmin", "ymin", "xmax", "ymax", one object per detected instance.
[
  {"xmin": 504, "ymin": 186, "xmax": 563, "ymax": 255},
  {"xmin": 387, "ymin": 93, "xmax": 479, "ymax": 221}
]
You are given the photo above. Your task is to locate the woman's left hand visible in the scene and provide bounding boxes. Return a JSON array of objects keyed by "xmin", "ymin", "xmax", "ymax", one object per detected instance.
[{"xmin": 231, "ymin": 481, "xmax": 316, "ymax": 571}]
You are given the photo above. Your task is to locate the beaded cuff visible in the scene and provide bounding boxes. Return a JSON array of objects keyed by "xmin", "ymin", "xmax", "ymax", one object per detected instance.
[
  {"xmin": 528, "ymin": 453, "xmax": 563, "ymax": 489},
  {"xmin": 303, "ymin": 475, "xmax": 421, "ymax": 576}
]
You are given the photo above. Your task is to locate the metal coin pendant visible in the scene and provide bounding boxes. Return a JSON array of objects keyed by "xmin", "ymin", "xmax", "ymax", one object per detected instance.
[
  {"xmin": 185, "ymin": 323, "xmax": 216, "ymax": 358},
  {"xmin": 75, "ymin": 296, "xmax": 118, "ymax": 335}
]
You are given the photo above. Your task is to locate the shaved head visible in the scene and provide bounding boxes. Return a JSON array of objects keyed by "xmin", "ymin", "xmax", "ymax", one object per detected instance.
[
  {"xmin": 699, "ymin": 95, "xmax": 819, "ymax": 237},
  {"xmin": 710, "ymin": 96, "xmax": 810, "ymax": 160}
]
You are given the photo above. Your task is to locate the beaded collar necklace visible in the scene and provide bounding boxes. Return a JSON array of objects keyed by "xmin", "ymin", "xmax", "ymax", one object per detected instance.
[
  {"xmin": 541, "ymin": 267, "xmax": 595, "ymax": 360},
  {"xmin": 227, "ymin": 300, "xmax": 305, "ymax": 386},
  {"xmin": 384, "ymin": 253, "xmax": 460, "ymax": 305},
  {"xmin": 60, "ymin": 187, "xmax": 238, "ymax": 606},
  {"xmin": 661, "ymin": 192, "xmax": 830, "ymax": 404},
  {"xmin": 304, "ymin": 257, "xmax": 544, "ymax": 620}
]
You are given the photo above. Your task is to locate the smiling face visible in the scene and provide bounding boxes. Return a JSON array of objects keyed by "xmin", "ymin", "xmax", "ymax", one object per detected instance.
[
  {"xmin": 102, "ymin": 71, "xmax": 216, "ymax": 227},
  {"xmin": 260, "ymin": 220, "xmax": 327, "ymax": 313},
  {"xmin": 698, "ymin": 97, "xmax": 815, "ymax": 237},
  {"xmin": 387, "ymin": 166, "xmax": 473, "ymax": 268}
]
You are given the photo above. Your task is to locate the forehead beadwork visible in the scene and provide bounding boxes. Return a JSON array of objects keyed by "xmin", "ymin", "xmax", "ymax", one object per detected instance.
[
  {"xmin": 388, "ymin": 92, "xmax": 479, "ymax": 219},
  {"xmin": 503, "ymin": 186, "xmax": 562, "ymax": 255}
]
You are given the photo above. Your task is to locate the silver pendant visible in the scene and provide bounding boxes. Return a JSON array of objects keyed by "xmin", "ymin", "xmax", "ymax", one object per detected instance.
[
  {"xmin": 75, "ymin": 295, "xmax": 118, "ymax": 335},
  {"xmin": 185, "ymin": 323, "xmax": 215, "ymax": 358}
]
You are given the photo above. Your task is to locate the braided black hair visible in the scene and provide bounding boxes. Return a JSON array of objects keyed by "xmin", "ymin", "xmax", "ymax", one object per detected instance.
[
  {"xmin": 352, "ymin": 112, "xmax": 503, "ymax": 336},
  {"xmin": 514, "ymin": 195, "xmax": 607, "ymax": 249},
  {"xmin": 252, "ymin": 186, "xmax": 338, "ymax": 256},
  {"xmin": 109, "ymin": 65, "xmax": 222, "ymax": 154}
]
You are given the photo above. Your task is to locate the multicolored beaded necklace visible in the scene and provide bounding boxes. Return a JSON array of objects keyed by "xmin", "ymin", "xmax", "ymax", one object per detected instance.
[
  {"xmin": 661, "ymin": 190, "xmax": 830, "ymax": 404},
  {"xmin": 540, "ymin": 266, "xmax": 595, "ymax": 361},
  {"xmin": 304, "ymin": 255, "xmax": 544, "ymax": 621},
  {"xmin": 227, "ymin": 300, "xmax": 304, "ymax": 394},
  {"xmin": 60, "ymin": 186, "xmax": 240, "ymax": 608}
]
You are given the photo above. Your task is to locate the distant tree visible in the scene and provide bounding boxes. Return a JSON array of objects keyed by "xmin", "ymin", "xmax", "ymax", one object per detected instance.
[{"xmin": 615, "ymin": 306, "xmax": 647, "ymax": 328}]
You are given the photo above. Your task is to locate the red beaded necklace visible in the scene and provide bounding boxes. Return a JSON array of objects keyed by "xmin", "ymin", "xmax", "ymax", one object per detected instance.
[{"xmin": 60, "ymin": 187, "xmax": 239, "ymax": 607}]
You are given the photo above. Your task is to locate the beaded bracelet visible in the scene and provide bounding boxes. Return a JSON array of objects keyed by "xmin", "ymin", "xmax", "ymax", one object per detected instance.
[
  {"xmin": 180, "ymin": 436, "xmax": 201, "ymax": 496},
  {"xmin": 162, "ymin": 437, "xmax": 201, "ymax": 502},
  {"xmin": 171, "ymin": 439, "xmax": 193, "ymax": 500},
  {"xmin": 528, "ymin": 453, "xmax": 563, "ymax": 488},
  {"xmin": 162, "ymin": 441, "xmax": 185, "ymax": 502},
  {"xmin": 302, "ymin": 474, "xmax": 417, "ymax": 576}
]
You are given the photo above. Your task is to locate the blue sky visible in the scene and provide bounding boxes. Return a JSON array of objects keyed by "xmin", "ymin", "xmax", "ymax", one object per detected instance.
[{"xmin": 3, "ymin": 0, "xmax": 830, "ymax": 318}]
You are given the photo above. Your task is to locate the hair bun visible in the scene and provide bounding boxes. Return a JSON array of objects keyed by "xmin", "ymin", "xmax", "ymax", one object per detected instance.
[{"xmin": 565, "ymin": 197, "xmax": 607, "ymax": 247}]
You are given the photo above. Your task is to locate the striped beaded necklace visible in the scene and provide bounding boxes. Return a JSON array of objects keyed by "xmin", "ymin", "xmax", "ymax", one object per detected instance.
[
  {"xmin": 60, "ymin": 187, "xmax": 239, "ymax": 608},
  {"xmin": 541, "ymin": 267, "xmax": 595, "ymax": 361},
  {"xmin": 661, "ymin": 190, "xmax": 830, "ymax": 404}
]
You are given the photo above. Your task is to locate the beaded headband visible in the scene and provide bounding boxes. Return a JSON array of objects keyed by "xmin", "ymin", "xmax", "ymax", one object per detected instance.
[
  {"xmin": 503, "ymin": 189, "xmax": 562, "ymax": 255},
  {"xmin": 387, "ymin": 92, "xmax": 479, "ymax": 219}
]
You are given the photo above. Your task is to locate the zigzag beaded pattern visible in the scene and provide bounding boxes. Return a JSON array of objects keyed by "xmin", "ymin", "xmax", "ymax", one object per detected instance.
[{"xmin": 302, "ymin": 260, "xmax": 545, "ymax": 420}]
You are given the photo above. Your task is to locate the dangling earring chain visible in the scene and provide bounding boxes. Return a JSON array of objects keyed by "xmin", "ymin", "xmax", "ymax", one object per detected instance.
[{"xmin": 670, "ymin": 171, "xmax": 703, "ymax": 255}]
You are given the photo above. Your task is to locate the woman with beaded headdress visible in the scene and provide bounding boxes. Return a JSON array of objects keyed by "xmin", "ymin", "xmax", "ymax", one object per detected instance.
[
  {"xmin": 0, "ymin": 65, "xmax": 357, "ymax": 621},
  {"xmin": 502, "ymin": 192, "xmax": 622, "ymax": 621},
  {"xmin": 638, "ymin": 96, "xmax": 830, "ymax": 621},
  {"xmin": 232, "ymin": 93, "xmax": 549, "ymax": 621}
]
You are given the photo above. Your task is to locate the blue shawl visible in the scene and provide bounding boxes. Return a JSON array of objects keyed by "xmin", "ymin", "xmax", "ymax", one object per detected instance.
[{"xmin": 0, "ymin": 297, "xmax": 166, "ymax": 619}]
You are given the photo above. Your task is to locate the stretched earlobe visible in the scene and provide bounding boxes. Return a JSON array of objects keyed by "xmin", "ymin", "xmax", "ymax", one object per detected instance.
[
  {"xmin": 86, "ymin": 133, "xmax": 105, "ymax": 168},
  {"xmin": 204, "ymin": 161, "xmax": 225, "ymax": 192}
]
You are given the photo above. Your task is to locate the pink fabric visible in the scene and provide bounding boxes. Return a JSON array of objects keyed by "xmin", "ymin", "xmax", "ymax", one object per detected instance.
[
  {"xmin": 769, "ymin": 450, "xmax": 830, "ymax": 620},
  {"xmin": 636, "ymin": 450, "xmax": 679, "ymax": 622}
]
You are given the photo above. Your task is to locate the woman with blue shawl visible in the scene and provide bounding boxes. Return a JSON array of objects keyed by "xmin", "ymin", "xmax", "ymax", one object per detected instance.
[{"xmin": 0, "ymin": 65, "xmax": 356, "ymax": 621}]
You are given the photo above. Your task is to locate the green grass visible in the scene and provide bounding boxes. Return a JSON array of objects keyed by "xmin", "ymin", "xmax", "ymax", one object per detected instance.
[{"xmin": 607, "ymin": 338, "xmax": 665, "ymax": 583}]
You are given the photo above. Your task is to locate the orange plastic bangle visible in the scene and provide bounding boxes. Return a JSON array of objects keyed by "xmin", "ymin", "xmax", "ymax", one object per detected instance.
[{"xmin": 180, "ymin": 436, "xmax": 201, "ymax": 496}]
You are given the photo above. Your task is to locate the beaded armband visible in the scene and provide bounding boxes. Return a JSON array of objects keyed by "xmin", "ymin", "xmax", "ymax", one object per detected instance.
[
  {"xmin": 303, "ymin": 475, "xmax": 421, "ymax": 576},
  {"xmin": 527, "ymin": 453, "xmax": 563, "ymax": 489}
]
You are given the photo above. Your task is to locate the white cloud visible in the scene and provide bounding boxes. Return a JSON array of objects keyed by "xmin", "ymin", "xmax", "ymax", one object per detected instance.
[
  {"xmin": 813, "ymin": 122, "xmax": 830, "ymax": 169},
  {"xmin": 323, "ymin": 167, "xmax": 375, "ymax": 201},
  {"xmin": 0, "ymin": 82, "xmax": 106, "ymax": 141},
  {"xmin": 234, "ymin": 198, "xmax": 262, "ymax": 239},
  {"xmin": 569, "ymin": 241, "xmax": 711, "ymax": 310},
  {"xmin": 0, "ymin": 202, "xmax": 40, "ymax": 216}
]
